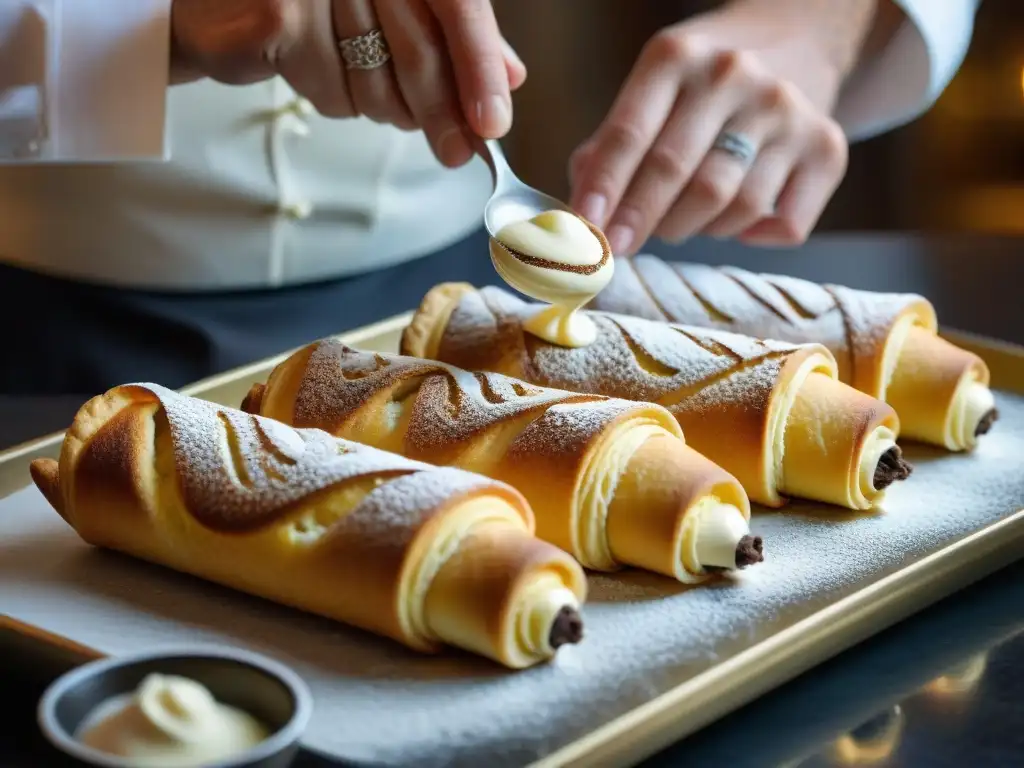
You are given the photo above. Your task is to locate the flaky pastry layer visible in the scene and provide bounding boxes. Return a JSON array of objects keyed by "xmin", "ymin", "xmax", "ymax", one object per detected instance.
[
  {"xmin": 30, "ymin": 384, "xmax": 587, "ymax": 669},
  {"xmin": 590, "ymin": 255, "xmax": 995, "ymax": 450},
  {"xmin": 402, "ymin": 283, "xmax": 907, "ymax": 510},
  {"xmin": 245, "ymin": 342, "xmax": 757, "ymax": 581}
]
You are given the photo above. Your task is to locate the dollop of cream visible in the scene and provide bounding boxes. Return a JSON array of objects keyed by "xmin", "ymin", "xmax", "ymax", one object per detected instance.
[
  {"xmin": 491, "ymin": 209, "xmax": 614, "ymax": 348},
  {"xmin": 516, "ymin": 577, "xmax": 581, "ymax": 655},
  {"xmin": 949, "ymin": 380, "xmax": 995, "ymax": 451},
  {"xmin": 681, "ymin": 497, "xmax": 751, "ymax": 573},
  {"xmin": 857, "ymin": 426, "xmax": 899, "ymax": 499},
  {"xmin": 77, "ymin": 673, "xmax": 269, "ymax": 767}
]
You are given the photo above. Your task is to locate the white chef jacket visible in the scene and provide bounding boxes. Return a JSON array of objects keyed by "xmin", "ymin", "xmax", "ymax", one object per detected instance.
[{"xmin": 0, "ymin": 0, "xmax": 981, "ymax": 292}]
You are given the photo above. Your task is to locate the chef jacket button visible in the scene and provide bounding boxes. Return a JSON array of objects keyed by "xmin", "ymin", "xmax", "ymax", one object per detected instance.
[
  {"xmin": 275, "ymin": 97, "xmax": 314, "ymax": 119},
  {"xmin": 279, "ymin": 200, "xmax": 314, "ymax": 220}
]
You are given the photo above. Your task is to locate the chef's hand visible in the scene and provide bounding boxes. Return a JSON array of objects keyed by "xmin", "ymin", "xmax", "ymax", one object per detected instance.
[
  {"xmin": 170, "ymin": 0, "xmax": 526, "ymax": 168},
  {"xmin": 568, "ymin": 0, "xmax": 889, "ymax": 254}
]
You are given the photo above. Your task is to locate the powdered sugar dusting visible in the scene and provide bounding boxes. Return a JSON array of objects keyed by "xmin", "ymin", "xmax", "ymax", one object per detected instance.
[
  {"xmin": 590, "ymin": 255, "xmax": 927, "ymax": 383},
  {"xmin": 506, "ymin": 398, "xmax": 650, "ymax": 464},
  {"xmin": 290, "ymin": 342, "xmax": 645, "ymax": 465},
  {"xmin": 125, "ymin": 383, "xmax": 501, "ymax": 534},
  {"xmin": 827, "ymin": 284, "xmax": 935, "ymax": 376},
  {"xmin": 327, "ymin": 466, "xmax": 514, "ymax": 550},
  {"xmin": 5, "ymin": 392, "xmax": 1022, "ymax": 768},
  {"xmin": 438, "ymin": 286, "xmax": 806, "ymax": 422}
]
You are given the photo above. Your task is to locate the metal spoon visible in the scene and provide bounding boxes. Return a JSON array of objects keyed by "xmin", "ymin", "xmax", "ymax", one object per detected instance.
[{"xmin": 475, "ymin": 138, "xmax": 574, "ymax": 238}]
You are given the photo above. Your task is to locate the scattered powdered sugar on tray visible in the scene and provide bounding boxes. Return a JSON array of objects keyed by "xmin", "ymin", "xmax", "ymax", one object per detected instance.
[{"xmin": 1, "ymin": 393, "xmax": 1023, "ymax": 768}]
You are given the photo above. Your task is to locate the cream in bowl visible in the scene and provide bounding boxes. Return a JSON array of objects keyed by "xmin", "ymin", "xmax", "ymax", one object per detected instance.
[
  {"xmin": 38, "ymin": 646, "xmax": 311, "ymax": 768},
  {"xmin": 77, "ymin": 672, "xmax": 269, "ymax": 766},
  {"xmin": 489, "ymin": 209, "xmax": 614, "ymax": 348}
]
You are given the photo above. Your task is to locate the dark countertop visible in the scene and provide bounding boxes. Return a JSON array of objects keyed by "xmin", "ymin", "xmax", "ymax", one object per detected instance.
[{"xmin": 3, "ymin": 233, "xmax": 1023, "ymax": 767}]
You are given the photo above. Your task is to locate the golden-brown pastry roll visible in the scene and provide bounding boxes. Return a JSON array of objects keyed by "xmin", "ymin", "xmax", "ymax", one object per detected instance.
[
  {"xmin": 241, "ymin": 341, "xmax": 760, "ymax": 583},
  {"xmin": 30, "ymin": 383, "xmax": 588, "ymax": 669},
  {"xmin": 589, "ymin": 255, "xmax": 996, "ymax": 451},
  {"xmin": 401, "ymin": 283, "xmax": 912, "ymax": 511}
]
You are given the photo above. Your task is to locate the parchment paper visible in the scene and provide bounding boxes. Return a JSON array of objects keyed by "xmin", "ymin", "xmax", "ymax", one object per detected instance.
[{"xmin": 3, "ymin": 393, "xmax": 1023, "ymax": 768}]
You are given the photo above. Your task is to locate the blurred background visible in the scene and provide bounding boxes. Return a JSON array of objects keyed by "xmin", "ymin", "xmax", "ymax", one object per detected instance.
[{"xmin": 494, "ymin": 0, "xmax": 1023, "ymax": 235}]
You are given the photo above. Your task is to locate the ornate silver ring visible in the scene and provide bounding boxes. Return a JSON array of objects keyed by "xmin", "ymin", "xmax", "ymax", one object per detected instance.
[
  {"xmin": 338, "ymin": 29, "xmax": 392, "ymax": 71},
  {"xmin": 711, "ymin": 131, "xmax": 758, "ymax": 165}
]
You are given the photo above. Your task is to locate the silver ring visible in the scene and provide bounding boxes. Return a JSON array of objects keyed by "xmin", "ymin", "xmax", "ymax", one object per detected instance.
[
  {"xmin": 712, "ymin": 131, "xmax": 757, "ymax": 165},
  {"xmin": 338, "ymin": 29, "xmax": 392, "ymax": 71}
]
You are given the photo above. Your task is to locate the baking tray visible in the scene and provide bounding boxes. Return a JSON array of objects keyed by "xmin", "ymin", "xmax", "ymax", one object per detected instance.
[{"xmin": 2, "ymin": 312, "xmax": 1023, "ymax": 768}]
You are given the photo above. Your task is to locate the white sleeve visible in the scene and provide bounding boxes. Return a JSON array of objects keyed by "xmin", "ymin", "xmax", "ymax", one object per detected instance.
[
  {"xmin": 833, "ymin": 0, "xmax": 982, "ymax": 142},
  {"xmin": 0, "ymin": 0, "xmax": 170, "ymax": 163}
]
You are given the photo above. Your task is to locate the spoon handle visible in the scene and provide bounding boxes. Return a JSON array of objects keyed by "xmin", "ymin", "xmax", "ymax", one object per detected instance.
[{"xmin": 474, "ymin": 137, "xmax": 515, "ymax": 191}]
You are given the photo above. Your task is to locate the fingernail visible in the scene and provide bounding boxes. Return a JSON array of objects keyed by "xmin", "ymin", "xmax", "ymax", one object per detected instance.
[
  {"xmin": 477, "ymin": 95, "xmax": 512, "ymax": 137},
  {"xmin": 577, "ymin": 193, "xmax": 607, "ymax": 227},
  {"xmin": 607, "ymin": 225, "xmax": 634, "ymax": 255},
  {"xmin": 501, "ymin": 38, "xmax": 525, "ymax": 70}
]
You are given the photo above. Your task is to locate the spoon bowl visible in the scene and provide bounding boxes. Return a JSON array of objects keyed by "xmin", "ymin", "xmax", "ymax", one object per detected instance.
[{"xmin": 475, "ymin": 138, "xmax": 574, "ymax": 238}]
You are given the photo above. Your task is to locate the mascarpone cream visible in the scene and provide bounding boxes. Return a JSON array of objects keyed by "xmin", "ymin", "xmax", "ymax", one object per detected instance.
[
  {"xmin": 77, "ymin": 673, "xmax": 269, "ymax": 767},
  {"xmin": 491, "ymin": 210, "xmax": 614, "ymax": 348}
]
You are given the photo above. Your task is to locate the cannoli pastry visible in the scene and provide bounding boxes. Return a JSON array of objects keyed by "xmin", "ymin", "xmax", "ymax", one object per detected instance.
[
  {"xmin": 30, "ymin": 383, "xmax": 588, "ymax": 669},
  {"xmin": 401, "ymin": 283, "xmax": 913, "ymax": 511},
  {"xmin": 589, "ymin": 255, "xmax": 996, "ymax": 451},
  {"xmin": 241, "ymin": 340, "xmax": 761, "ymax": 583}
]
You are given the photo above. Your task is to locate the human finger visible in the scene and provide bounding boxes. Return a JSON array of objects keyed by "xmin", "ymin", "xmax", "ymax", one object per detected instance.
[
  {"xmin": 332, "ymin": 0, "xmax": 415, "ymax": 128},
  {"xmin": 697, "ymin": 142, "xmax": 796, "ymax": 239},
  {"xmin": 426, "ymin": 0, "xmax": 511, "ymax": 138},
  {"xmin": 740, "ymin": 120, "xmax": 847, "ymax": 245},
  {"xmin": 568, "ymin": 31, "xmax": 703, "ymax": 229},
  {"xmin": 272, "ymin": 0, "xmax": 355, "ymax": 118},
  {"xmin": 603, "ymin": 51, "xmax": 775, "ymax": 254},
  {"xmin": 568, "ymin": 138, "xmax": 596, "ymax": 189},
  {"xmin": 377, "ymin": 0, "xmax": 472, "ymax": 166}
]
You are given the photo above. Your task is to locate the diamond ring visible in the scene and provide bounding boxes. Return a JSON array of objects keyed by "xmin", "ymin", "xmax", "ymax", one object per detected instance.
[{"xmin": 338, "ymin": 29, "xmax": 392, "ymax": 71}]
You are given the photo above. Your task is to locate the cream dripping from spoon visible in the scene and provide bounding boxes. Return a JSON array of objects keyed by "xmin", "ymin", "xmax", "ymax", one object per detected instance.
[{"xmin": 490, "ymin": 210, "xmax": 614, "ymax": 348}]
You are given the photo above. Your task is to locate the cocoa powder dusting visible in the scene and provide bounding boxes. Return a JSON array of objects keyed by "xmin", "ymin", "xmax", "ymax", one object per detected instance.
[
  {"xmin": 591, "ymin": 255, "xmax": 929, "ymax": 390},
  {"xmin": 457, "ymin": 286, "xmax": 808, "ymax": 418},
  {"xmin": 290, "ymin": 341, "xmax": 645, "ymax": 468},
  {"xmin": 129, "ymin": 383, "xmax": 502, "ymax": 535}
]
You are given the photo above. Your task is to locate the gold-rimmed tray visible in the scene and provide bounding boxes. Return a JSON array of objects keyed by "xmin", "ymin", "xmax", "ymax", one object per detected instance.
[{"xmin": 1, "ymin": 314, "xmax": 1023, "ymax": 768}]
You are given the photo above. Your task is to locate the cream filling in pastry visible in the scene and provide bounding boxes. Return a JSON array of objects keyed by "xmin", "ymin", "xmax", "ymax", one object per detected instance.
[
  {"xmin": 491, "ymin": 210, "xmax": 614, "ymax": 348},
  {"xmin": 680, "ymin": 498, "xmax": 752, "ymax": 574},
  {"xmin": 582, "ymin": 418, "xmax": 758, "ymax": 583},
  {"xmin": 948, "ymin": 378, "xmax": 996, "ymax": 451},
  {"xmin": 77, "ymin": 673, "xmax": 268, "ymax": 767},
  {"xmin": 857, "ymin": 426, "xmax": 899, "ymax": 498},
  {"xmin": 515, "ymin": 578, "xmax": 581, "ymax": 656}
]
